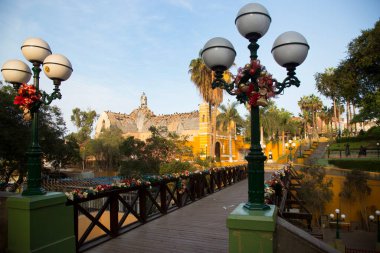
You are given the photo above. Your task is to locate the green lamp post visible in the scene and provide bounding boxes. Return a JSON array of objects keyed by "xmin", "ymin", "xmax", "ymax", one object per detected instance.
[
  {"xmin": 330, "ymin": 209, "xmax": 346, "ymax": 239},
  {"xmin": 285, "ymin": 139, "xmax": 296, "ymax": 162},
  {"xmin": 201, "ymin": 3, "xmax": 309, "ymax": 210},
  {"xmin": 1, "ymin": 38, "xmax": 73, "ymax": 196}
]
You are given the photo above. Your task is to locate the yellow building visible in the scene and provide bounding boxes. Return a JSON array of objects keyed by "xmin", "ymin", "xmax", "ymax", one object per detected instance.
[{"xmin": 94, "ymin": 93, "xmax": 247, "ymax": 162}]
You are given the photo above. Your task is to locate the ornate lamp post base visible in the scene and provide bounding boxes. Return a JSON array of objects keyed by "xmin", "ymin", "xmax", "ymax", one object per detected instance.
[
  {"xmin": 7, "ymin": 193, "xmax": 75, "ymax": 253},
  {"xmin": 227, "ymin": 203, "xmax": 277, "ymax": 252}
]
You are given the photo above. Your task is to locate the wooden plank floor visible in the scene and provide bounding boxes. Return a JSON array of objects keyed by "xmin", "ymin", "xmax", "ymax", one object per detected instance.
[{"xmin": 87, "ymin": 179, "xmax": 249, "ymax": 253}]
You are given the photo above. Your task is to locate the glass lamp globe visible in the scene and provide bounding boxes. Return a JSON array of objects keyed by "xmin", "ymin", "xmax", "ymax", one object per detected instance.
[
  {"xmin": 21, "ymin": 38, "xmax": 52, "ymax": 64},
  {"xmin": 43, "ymin": 54, "xmax": 73, "ymax": 81},
  {"xmin": 369, "ymin": 215, "xmax": 375, "ymax": 220},
  {"xmin": 376, "ymin": 210, "xmax": 380, "ymax": 216},
  {"xmin": 341, "ymin": 214, "xmax": 346, "ymax": 219},
  {"xmin": 235, "ymin": 3, "xmax": 271, "ymax": 41},
  {"xmin": 271, "ymin": 31, "xmax": 309, "ymax": 68},
  {"xmin": 201, "ymin": 37, "xmax": 236, "ymax": 71},
  {"xmin": 335, "ymin": 209, "xmax": 340, "ymax": 214},
  {"xmin": 1, "ymin": 59, "xmax": 32, "ymax": 84},
  {"xmin": 329, "ymin": 214, "xmax": 334, "ymax": 219}
]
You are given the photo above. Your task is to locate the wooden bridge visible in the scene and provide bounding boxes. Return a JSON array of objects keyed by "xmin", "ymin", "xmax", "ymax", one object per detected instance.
[
  {"xmin": 56, "ymin": 164, "xmax": 312, "ymax": 253},
  {"xmin": 87, "ymin": 174, "xmax": 249, "ymax": 253}
]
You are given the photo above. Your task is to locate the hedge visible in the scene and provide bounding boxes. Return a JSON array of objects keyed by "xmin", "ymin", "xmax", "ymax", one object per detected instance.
[{"xmin": 328, "ymin": 159, "xmax": 380, "ymax": 172}]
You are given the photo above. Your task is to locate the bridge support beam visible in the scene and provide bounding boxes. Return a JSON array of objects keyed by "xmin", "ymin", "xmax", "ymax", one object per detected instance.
[
  {"xmin": 7, "ymin": 192, "xmax": 75, "ymax": 253},
  {"xmin": 227, "ymin": 203, "xmax": 277, "ymax": 253}
]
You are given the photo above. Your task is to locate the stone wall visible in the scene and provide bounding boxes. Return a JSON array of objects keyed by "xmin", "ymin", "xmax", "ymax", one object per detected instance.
[{"xmin": 276, "ymin": 217, "xmax": 339, "ymax": 253}]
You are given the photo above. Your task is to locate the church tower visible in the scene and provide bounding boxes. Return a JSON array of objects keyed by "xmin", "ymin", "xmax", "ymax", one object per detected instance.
[
  {"xmin": 140, "ymin": 92, "xmax": 147, "ymax": 108},
  {"xmin": 198, "ymin": 102, "xmax": 217, "ymax": 159}
]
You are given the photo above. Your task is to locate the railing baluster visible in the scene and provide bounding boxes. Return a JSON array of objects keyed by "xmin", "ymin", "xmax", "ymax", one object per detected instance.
[
  {"xmin": 160, "ymin": 181, "xmax": 167, "ymax": 214},
  {"xmin": 139, "ymin": 187, "xmax": 147, "ymax": 223},
  {"xmin": 210, "ymin": 172, "xmax": 215, "ymax": 193},
  {"xmin": 109, "ymin": 191, "xmax": 119, "ymax": 237}
]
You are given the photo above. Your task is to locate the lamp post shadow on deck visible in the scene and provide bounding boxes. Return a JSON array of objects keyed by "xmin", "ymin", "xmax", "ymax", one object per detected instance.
[
  {"xmin": 201, "ymin": 3, "xmax": 309, "ymax": 252},
  {"xmin": 1, "ymin": 38, "xmax": 75, "ymax": 253}
]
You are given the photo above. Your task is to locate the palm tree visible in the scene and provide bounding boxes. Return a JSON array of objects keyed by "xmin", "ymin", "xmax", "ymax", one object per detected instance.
[
  {"xmin": 217, "ymin": 101, "xmax": 243, "ymax": 162},
  {"xmin": 310, "ymin": 94, "xmax": 323, "ymax": 138},
  {"xmin": 188, "ymin": 54, "xmax": 223, "ymax": 106},
  {"xmin": 189, "ymin": 52, "xmax": 233, "ymax": 157},
  {"xmin": 298, "ymin": 96, "xmax": 312, "ymax": 139}
]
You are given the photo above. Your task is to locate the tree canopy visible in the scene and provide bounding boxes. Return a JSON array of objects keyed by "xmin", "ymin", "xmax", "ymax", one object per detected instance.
[
  {"xmin": 314, "ymin": 20, "xmax": 380, "ymax": 126},
  {"xmin": 0, "ymin": 84, "xmax": 79, "ymax": 190}
]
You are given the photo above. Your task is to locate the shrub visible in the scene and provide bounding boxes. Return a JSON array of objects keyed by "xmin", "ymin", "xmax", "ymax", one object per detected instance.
[
  {"xmin": 159, "ymin": 160, "xmax": 195, "ymax": 175},
  {"xmin": 328, "ymin": 159, "xmax": 380, "ymax": 172}
]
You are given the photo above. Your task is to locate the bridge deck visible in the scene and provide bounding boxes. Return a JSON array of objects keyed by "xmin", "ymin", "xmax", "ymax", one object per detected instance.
[{"xmin": 87, "ymin": 179, "xmax": 249, "ymax": 253}]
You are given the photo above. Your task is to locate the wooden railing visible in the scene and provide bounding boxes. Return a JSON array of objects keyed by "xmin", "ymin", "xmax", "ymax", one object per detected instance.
[
  {"xmin": 278, "ymin": 165, "xmax": 312, "ymax": 231},
  {"xmin": 65, "ymin": 165, "xmax": 247, "ymax": 252}
]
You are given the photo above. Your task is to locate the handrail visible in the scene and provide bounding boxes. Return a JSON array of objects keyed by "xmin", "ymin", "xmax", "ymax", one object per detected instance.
[
  {"xmin": 277, "ymin": 165, "xmax": 312, "ymax": 230},
  {"xmin": 62, "ymin": 165, "xmax": 247, "ymax": 252}
]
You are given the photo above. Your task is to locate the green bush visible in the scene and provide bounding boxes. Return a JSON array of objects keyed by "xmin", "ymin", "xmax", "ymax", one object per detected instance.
[
  {"xmin": 366, "ymin": 126, "xmax": 380, "ymax": 138},
  {"xmin": 336, "ymin": 126, "xmax": 380, "ymax": 143},
  {"xmin": 159, "ymin": 160, "xmax": 195, "ymax": 175},
  {"xmin": 328, "ymin": 159, "xmax": 380, "ymax": 172}
]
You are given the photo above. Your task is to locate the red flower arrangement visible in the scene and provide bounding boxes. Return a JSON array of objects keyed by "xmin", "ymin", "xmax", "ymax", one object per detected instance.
[{"xmin": 14, "ymin": 83, "xmax": 41, "ymax": 110}]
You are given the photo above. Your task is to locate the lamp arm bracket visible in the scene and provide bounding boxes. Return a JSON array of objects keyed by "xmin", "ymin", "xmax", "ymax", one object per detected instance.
[
  {"xmin": 274, "ymin": 67, "xmax": 301, "ymax": 95},
  {"xmin": 40, "ymin": 86, "xmax": 62, "ymax": 105},
  {"xmin": 211, "ymin": 70, "xmax": 236, "ymax": 95}
]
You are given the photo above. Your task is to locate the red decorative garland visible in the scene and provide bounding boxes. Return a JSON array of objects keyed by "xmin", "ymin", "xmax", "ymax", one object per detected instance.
[{"xmin": 235, "ymin": 59, "xmax": 276, "ymax": 106}]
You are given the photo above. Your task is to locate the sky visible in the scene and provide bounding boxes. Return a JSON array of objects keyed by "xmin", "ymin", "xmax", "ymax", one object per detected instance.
[{"xmin": 0, "ymin": 0, "xmax": 379, "ymax": 134}]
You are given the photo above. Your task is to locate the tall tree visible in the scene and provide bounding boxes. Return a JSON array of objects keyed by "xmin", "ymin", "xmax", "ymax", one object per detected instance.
[
  {"xmin": 347, "ymin": 19, "xmax": 380, "ymax": 95},
  {"xmin": 86, "ymin": 126, "xmax": 123, "ymax": 170},
  {"xmin": 70, "ymin": 108, "xmax": 98, "ymax": 143},
  {"xmin": 71, "ymin": 108, "xmax": 98, "ymax": 169},
  {"xmin": 0, "ymin": 84, "xmax": 74, "ymax": 190},
  {"xmin": 315, "ymin": 68, "xmax": 342, "ymax": 132},
  {"xmin": 298, "ymin": 96, "xmax": 312, "ymax": 139},
  {"xmin": 217, "ymin": 101, "xmax": 243, "ymax": 162},
  {"xmin": 298, "ymin": 166, "xmax": 334, "ymax": 227},
  {"xmin": 340, "ymin": 170, "xmax": 372, "ymax": 229}
]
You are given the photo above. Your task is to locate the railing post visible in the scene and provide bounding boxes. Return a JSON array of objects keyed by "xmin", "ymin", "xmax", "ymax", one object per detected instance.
[
  {"xmin": 195, "ymin": 174, "xmax": 202, "ymax": 198},
  {"xmin": 160, "ymin": 181, "xmax": 167, "ymax": 214},
  {"xmin": 200, "ymin": 174, "xmax": 206, "ymax": 197},
  {"xmin": 222, "ymin": 169, "xmax": 227, "ymax": 188},
  {"xmin": 227, "ymin": 167, "xmax": 232, "ymax": 185},
  {"xmin": 189, "ymin": 177, "xmax": 196, "ymax": 201},
  {"xmin": 210, "ymin": 172, "xmax": 215, "ymax": 193},
  {"xmin": 109, "ymin": 192, "xmax": 119, "ymax": 237},
  {"xmin": 139, "ymin": 187, "xmax": 147, "ymax": 223},
  {"xmin": 176, "ymin": 179, "xmax": 183, "ymax": 208},
  {"xmin": 218, "ymin": 170, "xmax": 222, "ymax": 189}
]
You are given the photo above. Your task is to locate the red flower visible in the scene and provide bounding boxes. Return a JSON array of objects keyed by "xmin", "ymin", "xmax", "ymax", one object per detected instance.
[{"xmin": 13, "ymin": 84, "xmax": 40, "ymax": 110}]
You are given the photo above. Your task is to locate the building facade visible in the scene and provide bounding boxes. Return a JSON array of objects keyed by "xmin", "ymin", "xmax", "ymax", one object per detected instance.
[{"xmin": 94, "ymin": 93, "xmax": 247, "ymax": 162}]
